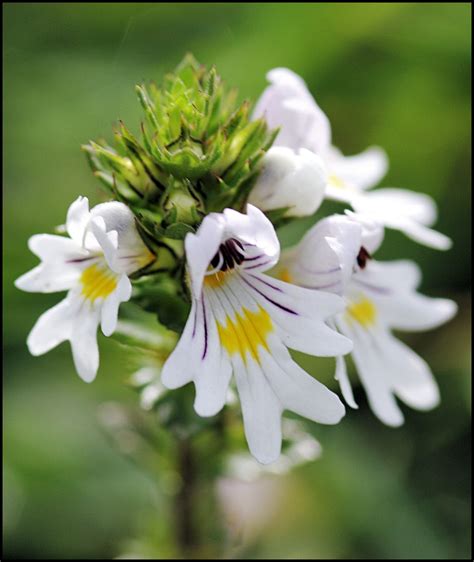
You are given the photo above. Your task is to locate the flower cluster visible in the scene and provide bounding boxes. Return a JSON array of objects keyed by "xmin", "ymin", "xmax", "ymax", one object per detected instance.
[{"xmin": 16, "ymin": 58, "xmax": 456, "ymax": 464}]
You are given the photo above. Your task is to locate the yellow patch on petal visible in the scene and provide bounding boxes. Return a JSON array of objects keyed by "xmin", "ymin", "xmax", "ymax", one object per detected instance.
[
  {"xmin": 346, "ymin": 297, "xmax": 377, "ymax": 327},
  {"xmin": 81, "ymin": 264, "xmax": 117, "ymax": 302},
  {"xmin": 204, "ymin": 271, "xmax": 229, "ymax": 288},
  {"xmin": 137, "ymin": 247, "xmax": 156, "ymax": 269},
  {"xmin": 328, "ymin": 174, "xmax": 346, "ymax": 189},
  {"xmin": 217, "ymin": 305, "xmax": 273, "ymax": 365},
  {"xmin": 278, "ymin": 268, "xmax": 293, "ymax": 283}
]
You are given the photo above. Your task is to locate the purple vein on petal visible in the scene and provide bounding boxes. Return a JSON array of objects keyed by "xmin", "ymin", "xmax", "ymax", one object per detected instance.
[
  {"xmin": 243, "ymin": 253, "xmax": 265, "ymax": 262},
  {"xmin": 192, "ymin": 302, "xmax": 198, "ymax": 338},
  {"xmin": 201, "ymin": 297, "xmax": 208, "ymax": 360},
  {"xmin": 247, "ymin": 273, "xmax": 283, "ymax": 292},
  {"xmin": 65, "ymin": 256, "xmax": 94, "ymax": 264},
  {"xmin": 240, "ymin": 275, "xmax": 298, "ymax": 315},
  {"xmin": 244, "ymin": 259, "xmax": 273, "ymax": 271}
]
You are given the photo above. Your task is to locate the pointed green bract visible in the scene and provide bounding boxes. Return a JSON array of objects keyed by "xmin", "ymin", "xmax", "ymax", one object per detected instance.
[{"xmin": 84, "ymin": 54, "xmax": 276, "ymax": 241}]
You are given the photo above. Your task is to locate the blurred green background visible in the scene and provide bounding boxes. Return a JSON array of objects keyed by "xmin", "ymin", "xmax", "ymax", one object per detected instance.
[{"xmin": 4, "ymin": 2, "xmax": 471, "ymax": 559}]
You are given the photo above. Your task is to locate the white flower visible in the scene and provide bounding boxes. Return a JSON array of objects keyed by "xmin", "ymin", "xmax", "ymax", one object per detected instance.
[
  {"xmin": 161, "ymin": 204, "xmax": 352, "ymax": 464},
  {"xmin": 279, "ymin": 213, "xmax": 457, "ymax": 426},
  {"xmin": 248, "ymin": 146, "xmax": 327, "ymax": 217},
  {"xmin": 253, "ymin": 67, "xmax": 451, "ymax": 250},
  {"xmin": 15, "ymin": 196, "xmax": 154, "ymax": 382}
]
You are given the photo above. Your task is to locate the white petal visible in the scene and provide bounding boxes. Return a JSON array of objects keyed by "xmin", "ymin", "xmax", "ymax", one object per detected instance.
[
  {"xmin": 354, "ymin": 259, "xmax": 421, "ymax": 291},
  {"xmin": 66, "ymin": 196, "xmax": 90, "ymax": 245},
  {"xmin": 335, "ymin": 354, "xmax": 358, "ymax": 410},
  {"xmin": 325, "ymin": 145, "xmax": 388, "ymax": 191},
  {"xmin": 389, "ymin": 218, "xmax": 452, "ymax": 251},
  {"xmin": 70, "ymin": 303, "xmax": 101, "ymax": 382},
  {"xmin": 344, "ymin": 211, "xmax": 385, "ymax": 255},
  {"xmin": 90, "ymin": 217, "xmax": 120, "ymax": 271},
  {"xmin": 338, "ymin": 317, "xmax": 404, "ymax": 427},
  {"xmin": 233, "ymin": 355, "xmax": 283, "ymax": 465},
  {"xmin": 15, "ymin": 263, "xmax": 80, "ymax": 293},
  {"xmin": 360, "ymin": 188, "xmax": 438, "ymax": 225},
  {"xmin": 351, "ymin": 189, "xmax": 452, "ymax": 250},
  {"xmin": 224, "ymin": 205, "xmax": 280, "ymax": 265},
  {"xmin": 194, "ymin": 292, "xmax": 233, "ymax": 417},
  {"xmin": 185, "ymin": 214, "xmax": 226, "ymax": 299},
  {"xmin": 248, "ymin": 147, "xmax": 327, "ymax": 217},
  {"xmin": 27, "ymin": 234, "xmax": 86, "ymax": 262},
  {"xmin": 377, "ymin": 331, "xmax": 440, "ymax": 411},
  {"xmin": 117, "ymin": 273, "xmax": 133, "ymax": 300},
  {"xmin": 100, "ymin": 276, "xmax": 132, "ymax": 337},
  {"xmin": 90, "ymin": 201, "xmax": 154, "ymax": 273},
  {"xmin": 236, "ymin": 272, "xmax": 352, "ymax": 357},
  {"xmin": 327, "ymin": 315, "xmax": 358, "ymax": 410},
  {"xmin": 373, "ymin": 291, "xmax": 457, "ymax": 332},
  {"xmin": 161, "ymin": 292, "xmax": 232, "ymax": 417},
  {"xmin": 353, "ymin": 260, "xmax": 457, "ymax": 331},
  {"xmin": 26, "ymin": 296, "xmax": 78, "ymax": 356},
  {"xmin": 253, "ymin": 67, "xmax": 332, "ymax": 154},
  {"xmin": 324, "ymin": 180, "xmax": 358, "ymax": 204},
  {"xmin": 160, "ymin": 302, "xmax": 198, "ymax": 389},
  {"xmin": 283, "ymin": 214, "xmax": 362, "ymax": 293},
  {"xmin": 262, "ymin": 339, "xmax": 346, "ymax": 424},
  {"xmin": 100, "ymin": 295, "xmax": 120, "ymax": 337}
]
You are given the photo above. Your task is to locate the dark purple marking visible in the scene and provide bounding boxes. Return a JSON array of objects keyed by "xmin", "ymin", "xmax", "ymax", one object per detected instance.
[
  {"xmin": 243, "ymin": 253, "xmax": 265, "ymax": 262},
  {"xmin": 241, "ymin": 276, "xmax": 298, "ymax": 316},
  {"xmin": 201, "ymin": 297, "xmax": 208, "ymax": 360},
  {"xmin": 191, "ymin": 303, "xmax": 198, "ymax": 338},
  {"xmin": 247, "ymin": 273, "xmax": 283, "ymax": 292},
  {"xmin": 65, "ymin": 256, "xmax": 94, "ymax": 264},
  {"xmin": 356, "ymin": 246, "xmax": 371, "ymax": 269},
  {"xmin": 211, "ymin": 238, "xmax": 245, "ymax": 272},
  {"xmin": 244, "ymin": 259, "xmax": 273, "ymax": 271}
]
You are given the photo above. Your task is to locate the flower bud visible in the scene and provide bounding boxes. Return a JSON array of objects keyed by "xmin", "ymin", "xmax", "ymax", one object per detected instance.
[{"xmin": 248, "ymin": 146, "xmax": 327, "ymax": 217}]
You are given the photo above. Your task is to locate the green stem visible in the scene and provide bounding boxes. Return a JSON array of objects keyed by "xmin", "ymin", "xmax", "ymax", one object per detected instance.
[{"xmin": 175, "ymin": 436, "xmax": 197, "ymax": 558}]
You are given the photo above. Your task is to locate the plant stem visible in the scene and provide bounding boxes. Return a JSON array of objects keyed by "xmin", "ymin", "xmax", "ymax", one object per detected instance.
[{"xmin": 175, "ymin": 436, "xmax": 197, "ymax": 558}]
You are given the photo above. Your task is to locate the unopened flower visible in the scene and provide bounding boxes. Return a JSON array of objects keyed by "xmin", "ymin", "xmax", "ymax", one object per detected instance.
[
  {"xmin": 161, "ymin": 204, "xmax": 351, "ymax": 463},
  {"xmin": 248, "ymin": 146, "xmax": 327, "ymax": 217},
  {"xmin": 15, "ymin": 197, "xmax": 154, "ymax": 381},
  {"xmin": 279, "ymin": 213, "xmax": 457, "ymax": 426},
  {"xmin": 253, "ymin": 67, "xmax": 451, "ymax": 250}
]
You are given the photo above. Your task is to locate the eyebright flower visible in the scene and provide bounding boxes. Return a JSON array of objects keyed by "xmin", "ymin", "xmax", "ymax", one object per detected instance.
[
  {"xmin": 15, "ymin": 196, "xmax": 155, "ymax": 382},
  {"xmin": 247, "ymin": 146, "xmax": 327, "ymax": 217},
  {"xmin": 253, "ymin": 67, "xmax": 451, "ymax": 250},
  {"xmin": 278, "ymin": 213, "xmax": 457, "ymax": 426},
  {"xmin": 161, "ymin": 204, "xmax": 352, "ymax": 464}
]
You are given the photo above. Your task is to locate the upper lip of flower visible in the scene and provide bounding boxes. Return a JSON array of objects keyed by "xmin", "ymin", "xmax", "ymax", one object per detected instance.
[{"xmin": 185, "ymin": 205, "xmax": 280, "ymax": 300}]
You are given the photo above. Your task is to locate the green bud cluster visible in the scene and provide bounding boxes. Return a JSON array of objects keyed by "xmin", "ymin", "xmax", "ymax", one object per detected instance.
[{"xmin": 83, "ymin": 54, "xmax": 276, "ymax": 245}]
